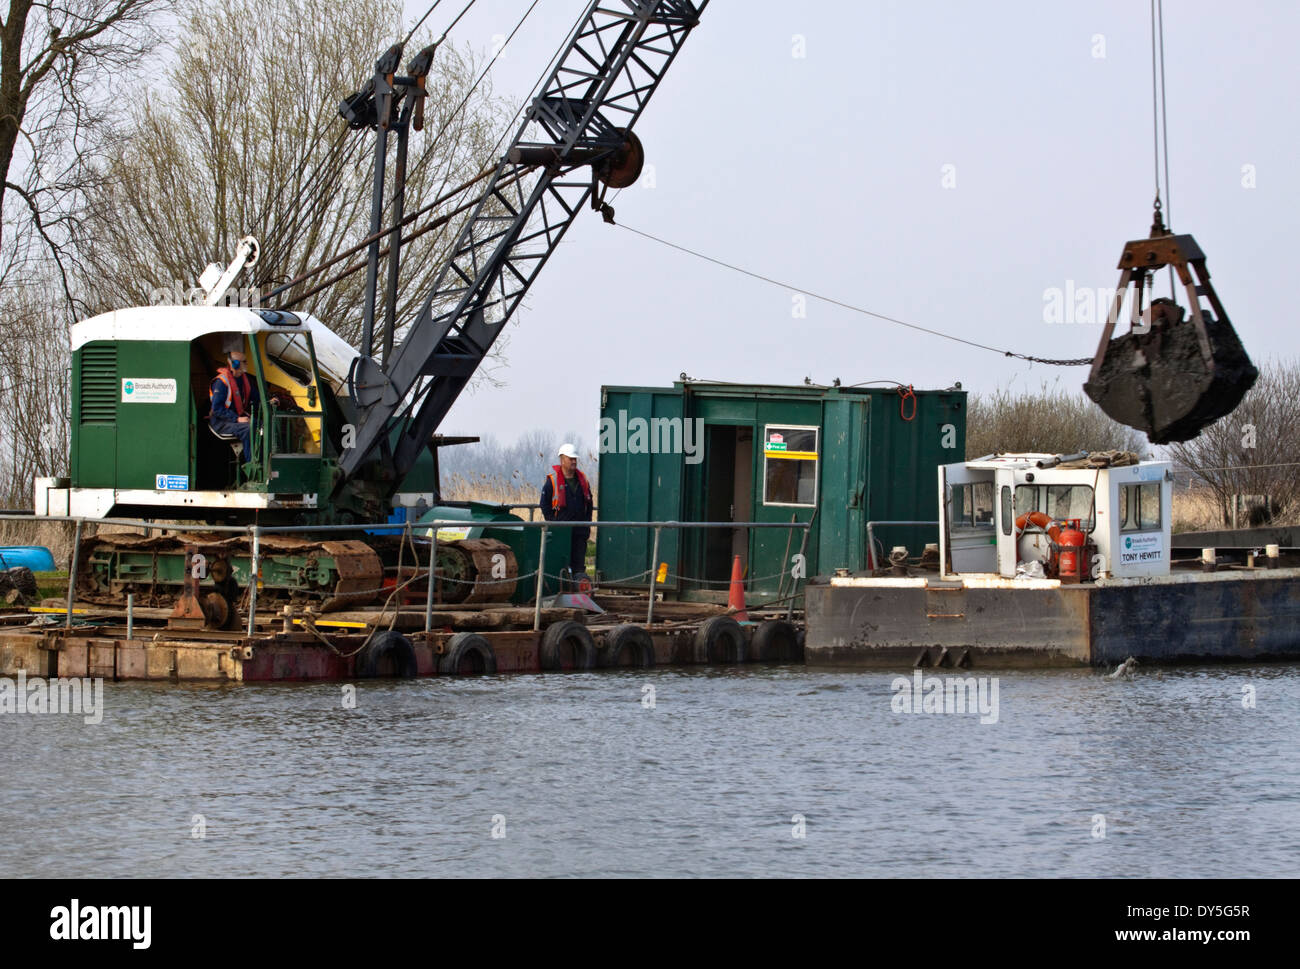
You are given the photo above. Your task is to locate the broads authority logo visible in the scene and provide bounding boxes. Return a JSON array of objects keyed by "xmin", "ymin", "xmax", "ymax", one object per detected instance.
[{"xmin": 50, "ymin": 900, "xmax": 151, "ymax": 949}]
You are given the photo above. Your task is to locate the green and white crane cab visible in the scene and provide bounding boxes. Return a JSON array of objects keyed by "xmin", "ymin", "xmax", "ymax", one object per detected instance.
[{"xmin": 36, "ymin": 305, "xmax": 384, "ymax": 523}]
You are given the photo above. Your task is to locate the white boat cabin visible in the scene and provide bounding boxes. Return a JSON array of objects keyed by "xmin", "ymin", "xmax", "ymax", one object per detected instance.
[{"xmin": 939, "ymin": 453, "xmax": 1173, "ymax": 580}]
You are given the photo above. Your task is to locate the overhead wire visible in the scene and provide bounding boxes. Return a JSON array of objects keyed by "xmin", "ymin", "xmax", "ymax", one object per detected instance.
[
  {"xmin": 421, "ymin": 0, "xmax": 543, "ymax": 176},
  {"xmin": 255, "ymin": 130, "xmax": 359, "ymax": 286},
  {"xmin": 615, "ymin": 223, "xmax": 1095, "ymax": 366},
  {"xmin": 1156, "ymin": 0, "xmax": 1175, "ymax": 298},
  {"xmin": 431, "ymin": 0, "xmax": 480, "ymax": 48},
  {"xmin": 1158, "ymin": 0, "xmax": 1171, "ymax": 230},
  {"xmin": 253, "ymin": 0, "xmax": 481, "ymax": 294},
  {"xmin": 265, "ymin": 164, "xmax": 497, "ymax": 303},
  {"xmin": 274, "ymin": 165, "xmax": 532, "ymax": 309},
  {"xmin": 280, "ymin": 0, "xmax": 546, "ymax": 314},
  {"xmin": 251, "ymin": 123, "xmax": 350, "ymax": 271},
  {"xmin": 1150, "ymin": 0, "xmax": 1163, "ymax": 217},
  {"xmin": 403, "ymin": 0, "xmax": 446, "ymax": 47},
  {"xmin": 256, "ymin": 131, "xmax": 363, "ymax": 287},
  {"xmin": 1148, "ymin": 0, "xmax": 1179, "ymax": 300}
]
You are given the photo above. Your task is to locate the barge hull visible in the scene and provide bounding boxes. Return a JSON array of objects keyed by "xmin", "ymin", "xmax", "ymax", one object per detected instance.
[
  {"xmin": 0, "ymin": 614, "xmax": 795, "ymax": 682},
  {"xmin": 805, "ymin": 569, "xmax": 1300, "ymax": 667}
]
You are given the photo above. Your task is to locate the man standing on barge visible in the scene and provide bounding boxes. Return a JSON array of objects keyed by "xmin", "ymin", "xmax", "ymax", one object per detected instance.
[{"xmin": 541, "ymin": 443, "xmax": 594, "ymax": 586}]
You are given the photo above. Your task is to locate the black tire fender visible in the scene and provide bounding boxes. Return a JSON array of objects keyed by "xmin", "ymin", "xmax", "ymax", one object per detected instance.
[
  {"xmin": 439, "ymin": 632, "xmax": 498, "ymax": 675},
  {"xmin": 751, "ymin": 620, "xmax": 803, "ymax": 662},
  {"xmin": 601, "ymin": 624, "xmax": 655, "ymax": 668},
  {"xmin": 356, "ymin": 630, "xmax": 418, "ymax": 678},
  {"xmin": 540, "ymin": 620, "xmax": 597, "ymax": 671},
  {"xmin": 695, "ymin": 616, "xmax": 747, "ymax": 664}
]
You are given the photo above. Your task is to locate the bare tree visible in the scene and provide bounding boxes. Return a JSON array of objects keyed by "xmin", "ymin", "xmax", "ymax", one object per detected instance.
[
  {"xmin": 1165, "ymin": 359, "xmax": 1300, "ymax": 525},
  {"xmin": 0, "ymin": 283, "xmax": 70, "ymax": 506},
  {"xmin": 0, "ymin": 0, "xmax": 168, "ymax": 301},
  {"xmin": 78, "ymin": 0, "xmax": 512, "ymax": 352},
  {"xmin": 1, "ymin": 0, "xmax": 165, "ymax": 509},
  {"xmin": 965, "ymin": 379, "xmax": 1148, "ymax": 460}
]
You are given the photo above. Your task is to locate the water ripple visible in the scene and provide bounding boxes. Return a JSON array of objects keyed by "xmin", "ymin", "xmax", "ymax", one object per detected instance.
[{"xmin": 1, "ymin": 664, "xmax": 1297, "ymax": 877}]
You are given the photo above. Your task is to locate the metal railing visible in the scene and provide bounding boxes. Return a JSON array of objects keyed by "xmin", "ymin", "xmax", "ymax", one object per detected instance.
[
  {"xmin": 867, "ymin": 520, "xmax": 940, "ymax": 570},
  {"xmin": 1, "ymin": 512, "xmax": 813, "ymax": 637}
]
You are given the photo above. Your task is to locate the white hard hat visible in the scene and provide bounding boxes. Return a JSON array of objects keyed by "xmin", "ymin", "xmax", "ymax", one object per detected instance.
[{"xmin": 557, "ymin": 443, "xmax": 579, "ymax": 459}]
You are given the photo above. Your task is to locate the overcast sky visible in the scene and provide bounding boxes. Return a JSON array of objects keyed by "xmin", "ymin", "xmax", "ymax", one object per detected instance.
[{"xmin": 397, "ymin": 0, "xmax": 1299, "ymax": 449}]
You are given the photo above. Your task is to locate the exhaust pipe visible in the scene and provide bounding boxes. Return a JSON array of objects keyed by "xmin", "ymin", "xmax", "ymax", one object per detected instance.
[{"xmin": 1036, "ymin": 451, "xmax": 1089, "ymax": 469}]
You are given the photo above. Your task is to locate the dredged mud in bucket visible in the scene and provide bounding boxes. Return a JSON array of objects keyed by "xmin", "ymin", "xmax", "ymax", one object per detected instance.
[{"xmin": 1084, "ymin": 299, "xmax": 1257, "ymax": 445}]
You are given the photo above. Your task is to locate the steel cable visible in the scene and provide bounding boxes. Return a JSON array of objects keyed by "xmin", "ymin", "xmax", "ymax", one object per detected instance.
[{"xmin": 617, "ymin": 223, "xmax": 1096, "ymax": 366}]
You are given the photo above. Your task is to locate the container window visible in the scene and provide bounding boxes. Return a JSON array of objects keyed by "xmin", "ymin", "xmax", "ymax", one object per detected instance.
[
  {"xmin": 763, "ymin": 425, "xmax": 818, "ymax": 506},
  {"xmin": 1001, "ymin": 486, "xmax": 1013, "ymax": 535}
]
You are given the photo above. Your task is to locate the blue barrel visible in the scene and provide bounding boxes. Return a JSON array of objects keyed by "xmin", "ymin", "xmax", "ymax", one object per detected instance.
[{"xmin": 0, "ymin": 546, "xmax": 57, "ymax": 572}]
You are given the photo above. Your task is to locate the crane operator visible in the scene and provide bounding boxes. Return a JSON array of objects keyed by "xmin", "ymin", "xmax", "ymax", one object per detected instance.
[{"xmin": 209, "ymin": 345, "xmax": 260, "ymax": 462}]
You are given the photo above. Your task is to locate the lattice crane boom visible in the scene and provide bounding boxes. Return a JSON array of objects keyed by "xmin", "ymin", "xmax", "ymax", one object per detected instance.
[{"xmin": 337, "ymin": 0, "xmax": 709, "ymax": 492}]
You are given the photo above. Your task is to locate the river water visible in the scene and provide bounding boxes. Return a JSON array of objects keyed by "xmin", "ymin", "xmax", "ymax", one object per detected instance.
[{"xmin": 2, "ymin": 664, "xmax": 1297, "ymax": 877}]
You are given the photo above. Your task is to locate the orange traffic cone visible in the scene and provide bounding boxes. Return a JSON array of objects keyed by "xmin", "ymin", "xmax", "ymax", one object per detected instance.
[{"xmin": 728, "ymin": 555, "xmax": 748, "ymax": 621}]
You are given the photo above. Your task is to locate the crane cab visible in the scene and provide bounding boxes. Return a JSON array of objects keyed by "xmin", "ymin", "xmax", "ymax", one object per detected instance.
[{"xmin": 37, "ymin": 306, "xmax": 358, "ymax": 521}]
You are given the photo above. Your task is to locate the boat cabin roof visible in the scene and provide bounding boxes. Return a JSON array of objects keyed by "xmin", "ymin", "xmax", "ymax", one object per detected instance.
[{"xmin": 964, "ymin": 453, "xmax": 1170, "ymax": 475}]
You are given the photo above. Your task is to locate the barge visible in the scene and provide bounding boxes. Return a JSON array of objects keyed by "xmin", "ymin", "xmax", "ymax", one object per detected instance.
[
  {"xmin": 0, "ymin": 600, "xmax": 803, "ymax": 682},
  {"xmin": 805, "ymin": 452, "xmax": 1300, "ymax": 667}
]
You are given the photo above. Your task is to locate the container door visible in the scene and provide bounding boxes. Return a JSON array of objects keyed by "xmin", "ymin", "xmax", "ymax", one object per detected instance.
[
  {"xmin": 699, "ymin": 424, "xmax": 741, "ymax": 585},
  {"xmin": 751, "ymin": 422, "xmax": 820, "ymax": 599},
  {"xmin": 594, "ymin": 388, "xmax": 684, "ymax": 590},
  {"xmin": 942, "ymin": 464, "xmax": 997, "ymax": 574}
]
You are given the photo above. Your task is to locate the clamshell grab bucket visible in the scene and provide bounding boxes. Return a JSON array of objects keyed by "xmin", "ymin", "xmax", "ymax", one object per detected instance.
[{"xmin": 1083, "ymin": 222, "xmax": 1257, "ymax": 444}]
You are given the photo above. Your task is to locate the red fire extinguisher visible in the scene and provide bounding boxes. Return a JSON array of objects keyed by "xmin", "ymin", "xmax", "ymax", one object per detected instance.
[{"xmin": 1058, "ymin": 518, "xmax": 1087, "ymax": 582}]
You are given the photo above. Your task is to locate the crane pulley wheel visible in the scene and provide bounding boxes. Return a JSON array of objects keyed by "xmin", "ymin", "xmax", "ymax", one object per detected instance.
[{"xmin": 595, "ymin": 130, "xmax": 645, "ymax": 189}]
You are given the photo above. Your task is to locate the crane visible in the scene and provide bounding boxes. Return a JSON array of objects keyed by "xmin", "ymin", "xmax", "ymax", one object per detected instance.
[{"xmin": 37, "ymin": 0, "xmax": 710, "ymax": 624}]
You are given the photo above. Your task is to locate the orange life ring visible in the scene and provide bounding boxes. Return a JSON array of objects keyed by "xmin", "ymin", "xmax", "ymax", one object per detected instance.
[{"xmin": 1015, "ymin": 511, "xmax": 1062, "ymax": 544}]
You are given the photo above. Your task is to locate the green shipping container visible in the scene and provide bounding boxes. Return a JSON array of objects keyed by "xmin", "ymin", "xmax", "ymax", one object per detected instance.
[{"xmin": 595, "ymin": 381, "xmax": 967, "ymax": 604}]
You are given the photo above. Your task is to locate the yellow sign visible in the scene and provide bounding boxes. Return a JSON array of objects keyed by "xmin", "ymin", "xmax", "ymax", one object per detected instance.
[
  {"xmin": 428, "ymin": 526, "xmax": 472, "ymax": 542},
  {"xmin": 765, "ymin": 449, "xmax": 818, "ymax": 461}
]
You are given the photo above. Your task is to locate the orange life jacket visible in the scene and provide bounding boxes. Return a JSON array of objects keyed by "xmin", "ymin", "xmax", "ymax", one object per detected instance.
[
  {"xmin": 210, "ymin": 366, "xmax": 251, "ymax": 417},
  {"xmin": 548, "ymin": 465, "xmax": 592, "ymax": 512}
]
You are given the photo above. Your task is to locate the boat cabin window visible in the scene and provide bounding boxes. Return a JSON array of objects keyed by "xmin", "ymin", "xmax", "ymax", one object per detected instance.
[
  {"xmin": 1014, "ymin": 484, "xmax": 1095, "ymax": 532},
  {"xmin": 763, "ymin": 425, "xmax": 819, "ymax": 507},
  {"xmin": 1119, "ymin": 482, "xmax": 1161, "ymax": 532},
  {"xmin": 1001, "ymin": 486, "xmax": 1013, "ymax": 535},
  {"xmin": 952, "ymin": 481, "xmax": 995, "ymax": 527}
]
